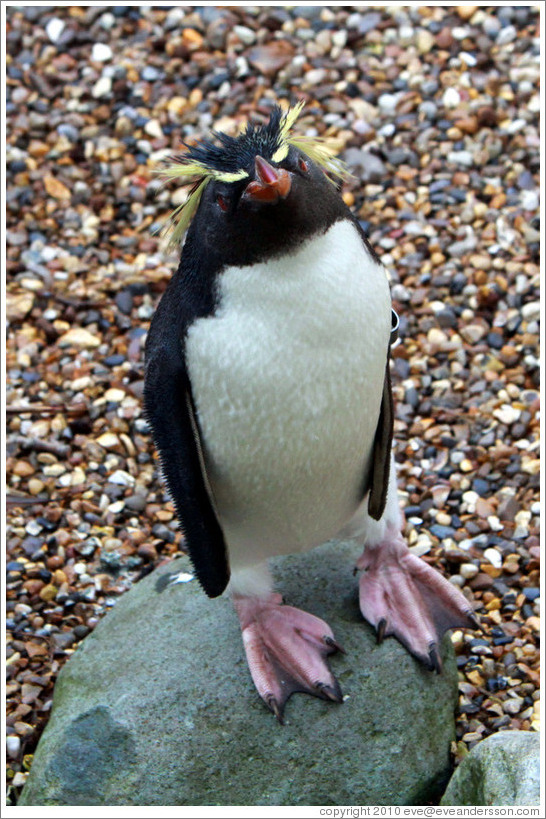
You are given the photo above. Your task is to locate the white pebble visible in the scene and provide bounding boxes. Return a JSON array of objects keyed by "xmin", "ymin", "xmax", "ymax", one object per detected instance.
[
  {"xmin": 459, "ymin": 51, "xmax": 477, "ymax": 67},
  {"xmin": 99, "ymin": 12, "xmax": 116, "ymax": 30},
  {"xmin": 332, "ymin": 30, "xmax": 347, "ymax": 48},
  {"xmin": 483, "ymin": 547, "xmax": 502, "ymax": 569},
  {"xmin": 496, "ymin": 25, "xmax": 517, "ymax": 45},
  {"xmin": 443, "ymin": 87, "xmax": 461, "ymax": 108},
  {"xmin": 40, "ymin": 245, "xmax": 58, "ymax": 262},
  {"xmin": 447, "ymin": 150, "xmax": 474, "ymax": 167},
  {"xmin": 505, "ymin": 118, "xmax": 526, "ymax": 134},
  {"xmin": 144, "ymin": 119, "xmax": 164, "ymax": 139},
  {"xmin": 25, "ymin": 519, "xmax": 43, "ymax": 536},
  {"xmin": 451, "ymin": 27, "xmax": 469, "ymax": 40},
  {"xmin": 92, "ymin": 76, "xmax": 112, "ymax": 98},
  {"xmin": 487, "ymin": 516, "xmax": 504, "ymax": 532},
  {"xmin": 460, "ymin": 563, "xmax": 479, "ymax": 580},
  {"xmin": 378, "ymin": 93, "xmax": 402, "ymax": 114},
  {"xmin": 521, "ymin": 301, "xmax": 540, "ymax": 322},
  {"xmin": 92, "ymin": 43, "xmax": 113, "ymax": 62},
  {"xmin": 109, "ymin": 469, "xmax": 135, "ymax": 487},
  {"xmin": 493, "ymin": 404, "xmax": 521, "ymax": 425},
  {"xmin": 6, "ymin": 736, "xmax": 21, "ymax": 759},
  {"xmin": 46, "ymin": 18, "xmax": 65, "ymax": 43},
  {"xmin": 233, "ymin": 25, "xmax": 256, "ymax": 45}
]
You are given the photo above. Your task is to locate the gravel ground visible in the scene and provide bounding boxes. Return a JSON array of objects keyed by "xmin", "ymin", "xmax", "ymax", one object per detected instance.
[{"xmin": 5, "ymin": 4, "xmax": 541, "ymax": 805}]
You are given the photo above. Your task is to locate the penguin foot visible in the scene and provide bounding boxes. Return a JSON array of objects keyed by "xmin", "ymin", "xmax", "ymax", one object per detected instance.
[
  {"xmin": 356, "ymin": 531, "xmax": 477, "ymax": 671},
  {"xmin": 233, "ymin": 593, "xmax": 344, "ymax": 724}
]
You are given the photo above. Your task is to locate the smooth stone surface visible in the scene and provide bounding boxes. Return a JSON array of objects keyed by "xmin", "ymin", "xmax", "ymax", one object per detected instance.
[
  {"xmin": 441, "ymin": 730, "xmax": 541, "ymax": 806},
  {"xmin": 20, "ymin": 541, "xmax": 459, "ymax": 806}
]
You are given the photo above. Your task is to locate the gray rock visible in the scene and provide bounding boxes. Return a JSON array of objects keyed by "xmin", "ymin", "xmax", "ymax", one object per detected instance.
[
  {"xmin": 441, "ymin": 731, "xmax": 541, "ymax": 806},
  {"xmin": 20, "ymin": 541, "xmax": 459, "ymax": 806}
]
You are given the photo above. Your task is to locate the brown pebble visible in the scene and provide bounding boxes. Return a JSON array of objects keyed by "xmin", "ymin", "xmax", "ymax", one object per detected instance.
[
  {"xmin": 436, "ymin": 28, "xmax": 454, "ymax": 49},
  {"xmin": 12, "ymin": 461, "xmax": 36, "ymax": 477},
  {"xmin": 455, "ymin": 117, "xmax": 478, "ymax": 135},
  {"xmin": 499, "ymin": 346, "xmax": 520, "ymax": 367},
  {"xmin": 22, "ymin": 579, "xmax": 45, "ymax": 596},
  {"xmin": 46, "ymin": 555, "xmax": 64, "ymax": 571},
  {"xmin": 247, "ymin": 41, "xmax": 295, "ymax": 75},
  {"xmin": 477, "ymin": 107, "xmax": 497, "ymax": 128},
  {"xmin": 14, "ymin": 722, "xmax": 34, "ymax": 737},
  {"xmin": 469, "ymin": 573, "xmax": 494, "ymax": 590},
  {"xmin": 137, "ymin": 543, "xmax": 158, "ymax": 562}
]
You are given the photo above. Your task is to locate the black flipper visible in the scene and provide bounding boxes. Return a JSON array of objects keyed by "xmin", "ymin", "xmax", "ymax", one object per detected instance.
[
  {"xmin": 144, "ymin": 250, "xmax": 230, "ymax": 599},
  {"xmin": 367, "ymin": 360, "xmax": 394, "ymax": 522},
  {"xmin": 144, "ymin": 354, "xmax": 229, "ymax": 597},
  {"xmin": 144, "ymin": 353, "xmax": 229, "ymax": 597}
]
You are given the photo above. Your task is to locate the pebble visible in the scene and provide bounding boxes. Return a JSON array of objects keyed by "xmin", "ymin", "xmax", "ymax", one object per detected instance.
[
  {"xmin": 58, "ymin": 328, "xmax": 101, "ymax": 349},
  {"xmin": 443, "ymin": 88, "xmax": 461, "ymax": 109},
  {"xmin": 92, "ymin": 76, "xmax": 112, "ymax": 98},
  {"xmin": 233, "ymin": 25, "xmax": 256, "ymax": 46},
  {"xmin": 416, "ymin": 30, "xmax": 434, "ymax": 54},
  {"xmin": 493, "ymin": 405, "xmax": 521, "ymax": 425},
  {"xmin": 91, "ymin": 43, "xmax": 113, "ymax": 62},
  {"xmin": 521, "ymin": 301, "xmax": 540, "ymax": 322},
  {"xmin": 496, "ymin": 25, "xmax": 517, "ymax": 45},
  {"xmin": 6, "ymin": 736, "xmax": 21, "ymax": 759},
  {"xmin": 108, "ymin": 469, "xmax": 135, "ymax": 487},
  {"xmin": 483, "ymin": 548, "xmax": 503, "ymax": 569},
  {"xmin": 45, "ymin": 18, "xmax": 65, "ymax": 43},
  {"xmin": 447, "ymin": 151, "xmax": 474, "ymax": 168},
  {"xmin": 460, "ymin": 563, "xmax": 479, "ymax": 580}
]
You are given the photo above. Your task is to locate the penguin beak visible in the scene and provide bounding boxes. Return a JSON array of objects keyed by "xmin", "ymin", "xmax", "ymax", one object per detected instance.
[{"xmin": 242, "ymin": 156, "xmax": 292, "ymax": 203}]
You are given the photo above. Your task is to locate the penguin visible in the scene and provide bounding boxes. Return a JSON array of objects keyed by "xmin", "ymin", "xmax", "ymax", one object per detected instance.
[{"xmin": 144, "ymin": 102, "xmax": 477, "ymax": 723}]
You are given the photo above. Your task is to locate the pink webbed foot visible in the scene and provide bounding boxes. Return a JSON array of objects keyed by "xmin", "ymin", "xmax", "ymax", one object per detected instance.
[
  {"xmin": 356, "ymin": 531, "xmax": 478, "ymax": 672},
  {"xmin": 233, "ymin": 593, "xmax": 344, "ymax": 724}
]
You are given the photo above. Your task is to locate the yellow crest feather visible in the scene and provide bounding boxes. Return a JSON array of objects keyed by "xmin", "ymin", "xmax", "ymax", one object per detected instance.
[
  {"xmin": 158, "ymin": 177, "xmax": 210, "ymax": 250},
  {"xmin": 287, "ymin": 134, "xmax": 349, "ymax": 184}
]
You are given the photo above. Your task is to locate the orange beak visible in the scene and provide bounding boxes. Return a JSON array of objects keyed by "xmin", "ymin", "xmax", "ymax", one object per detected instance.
[{"xmin": 243, "ymin": 155, "xmax": 292, "ymax": 203}]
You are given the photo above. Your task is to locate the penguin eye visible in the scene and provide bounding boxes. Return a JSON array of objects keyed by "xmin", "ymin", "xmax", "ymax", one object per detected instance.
[
  {"xmin": 298, "ymin": 157, "xmax": 309, "ymax": 173},
  {"xmin": 216, "ymin": 193, "xmax": 229, "ymax": 212}
]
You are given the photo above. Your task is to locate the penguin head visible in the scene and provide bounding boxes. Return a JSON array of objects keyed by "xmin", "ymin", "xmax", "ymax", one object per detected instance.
[{"xmin": 158, "ymin": 103, "xmax": 351, "ymax": 268}]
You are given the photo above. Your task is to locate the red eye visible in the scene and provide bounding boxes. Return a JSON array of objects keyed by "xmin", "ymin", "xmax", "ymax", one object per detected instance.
[
  {"xmin": 216, "ymin": 194, "xmax": 228, "ymax": 212},
  {"xmin": 298, "ymin": 157, "xmax": 308, "ymax": 172}
]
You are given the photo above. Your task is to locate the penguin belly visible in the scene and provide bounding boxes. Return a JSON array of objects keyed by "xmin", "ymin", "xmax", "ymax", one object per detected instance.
[{"xmin": 185, "ymin": 220, "xmax": 391, "ymax": 571}]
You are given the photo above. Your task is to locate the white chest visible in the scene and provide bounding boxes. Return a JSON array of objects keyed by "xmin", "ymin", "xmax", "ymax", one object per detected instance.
[{"xmin": 185, "ymin": 219, "xmax": 391, "ymax": 566}]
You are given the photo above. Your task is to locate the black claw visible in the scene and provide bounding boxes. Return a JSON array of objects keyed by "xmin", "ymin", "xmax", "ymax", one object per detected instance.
[
  {"xmin": 323, "ymin": 634, "xmax": 346, "ymax": 654},
  {"xmin": 467, "ymin": 612, "xmax": 482, "ymax": 632},
  {"xmin": 267, "ymin": 695, "xmax": 285, "ymax": 725},
  {"xmin": 428, "ymin": 644, "xmax": 442, "ymax": 674},
  {"xmin": 316, "ymin": 681, "xmax": 344, "ymax": 703},
  {"xmin": 376, "ymin": 618, "xmax": 387, "ymax": 644}
]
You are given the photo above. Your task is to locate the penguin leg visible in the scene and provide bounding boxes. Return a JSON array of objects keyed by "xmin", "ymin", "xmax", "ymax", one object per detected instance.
[
  {"xmin": 233, "ymin": 592, "xmax": 344, "ymax": 724},
  {"xmin": 349, "ymin": 455, "xmax": 477, "ymax": 671}
]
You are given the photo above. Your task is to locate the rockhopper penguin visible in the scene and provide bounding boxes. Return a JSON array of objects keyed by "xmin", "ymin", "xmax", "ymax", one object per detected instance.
[{"xmin": 144, "ymin": 102, "xmax": 477, "ymax": 722}]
